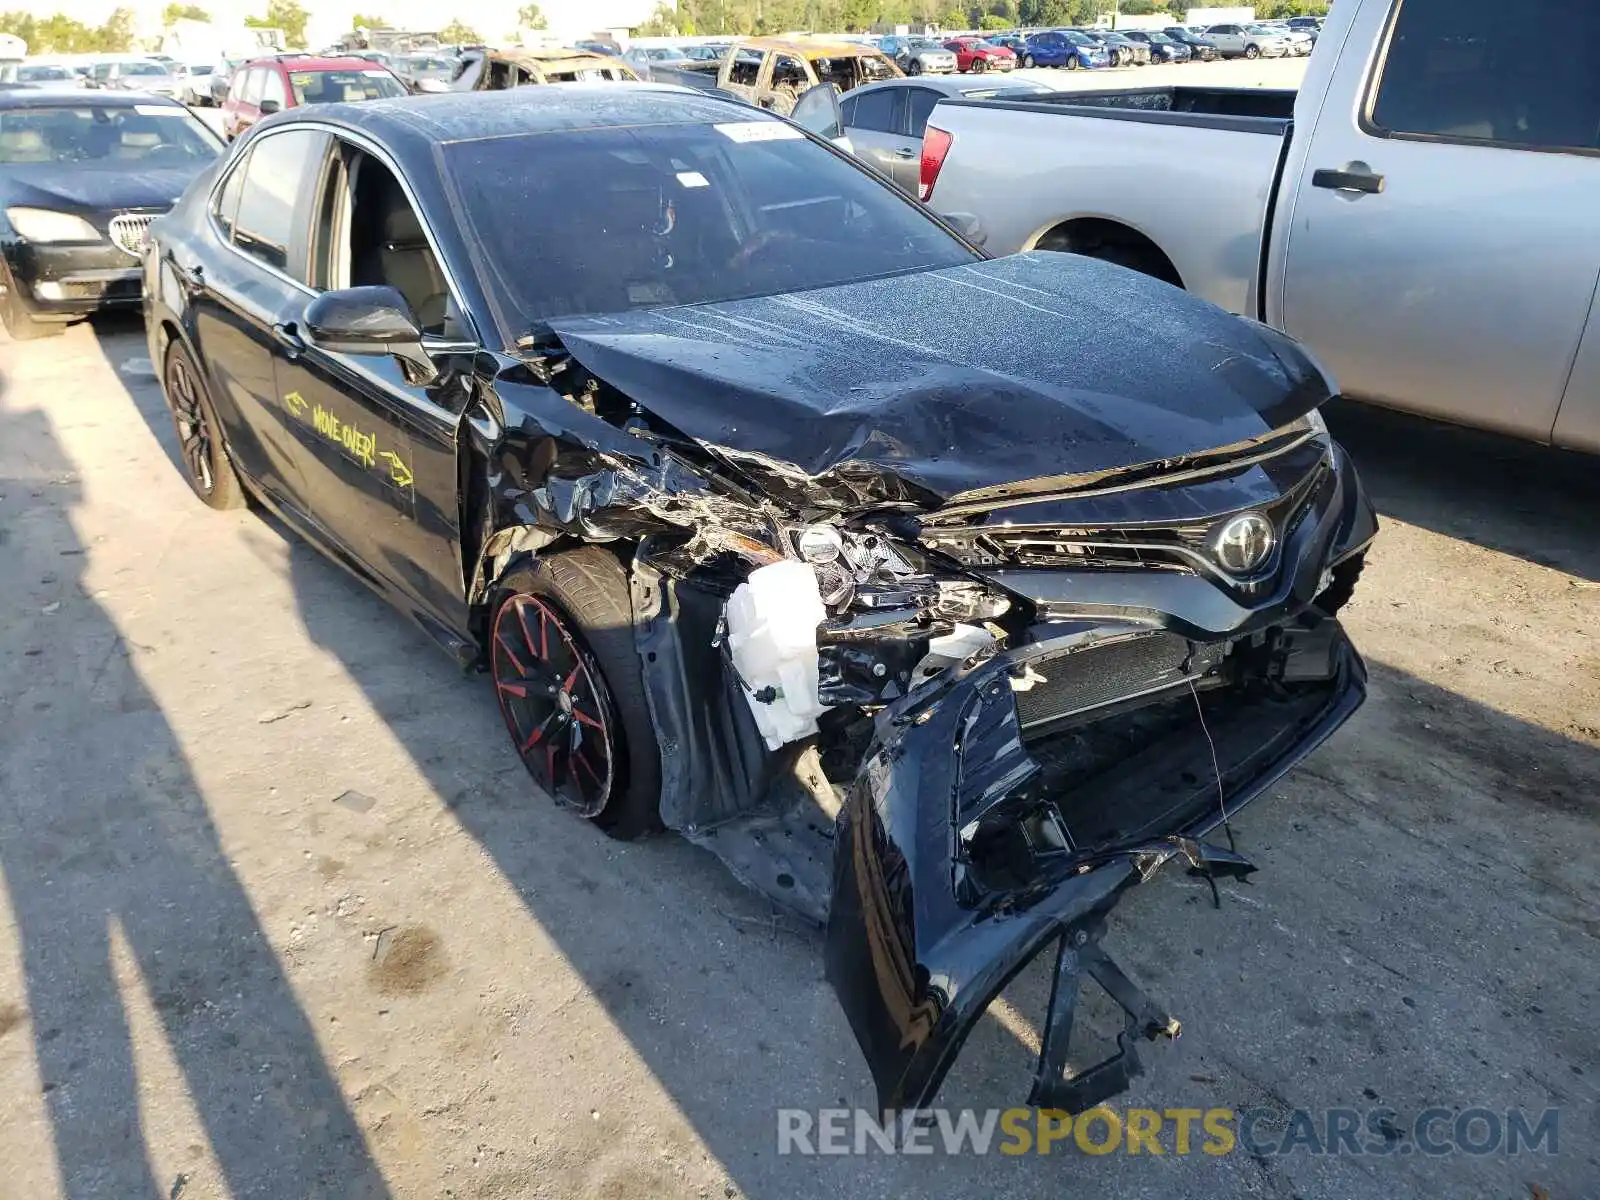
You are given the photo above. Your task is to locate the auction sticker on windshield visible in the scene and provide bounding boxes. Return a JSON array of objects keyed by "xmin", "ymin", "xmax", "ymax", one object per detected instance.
[{"xmin": 714, "ymin": 122, "xmax": 805, "ymax": 143}]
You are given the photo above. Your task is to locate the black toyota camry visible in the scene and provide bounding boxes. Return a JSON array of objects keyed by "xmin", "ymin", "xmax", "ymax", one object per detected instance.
[
  {"xmin": 0, "ymin": 87, "xmax": 223, "ymax": 338},
  {"xmin": 143, "ymin": 84, "xmax": 1376, "ymax": 1115}
]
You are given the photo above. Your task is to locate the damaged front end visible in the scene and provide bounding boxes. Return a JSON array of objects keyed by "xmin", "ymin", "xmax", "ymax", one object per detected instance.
[{"xmin": 487, "ymin": 253, "xmax": 1376, "ymax": 1114}]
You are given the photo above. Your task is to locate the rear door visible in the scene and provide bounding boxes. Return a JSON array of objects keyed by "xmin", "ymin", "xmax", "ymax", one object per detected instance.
[
  {"xmin": 187, "ymin": 127, "xmax": 332, "ymax": 517},
  {"xmin": 841, "ymin": 86, "xmax": 915, "ymax": 187},
  {"xmin": 1277, "ymin": 0, "xmax": 1600, "ymax": 442}
]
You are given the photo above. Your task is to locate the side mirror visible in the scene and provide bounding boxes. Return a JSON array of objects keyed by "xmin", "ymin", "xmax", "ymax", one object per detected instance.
[
  {"xmin": 303, "ymin": 285, "xmax": 439, "ymax": 384},
  {"xmin": 258, "ymin": 98, "xmax": 281, "ymax": 115},
  {"xmin": 939, "ymin": 210, "xmax": 988, "ymax": 248}
]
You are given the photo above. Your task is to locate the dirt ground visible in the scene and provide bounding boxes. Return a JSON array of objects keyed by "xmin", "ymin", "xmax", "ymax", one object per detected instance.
[{"xmin": 0, "ymin": 307, "xmax": 1595, "ymax": 1200}]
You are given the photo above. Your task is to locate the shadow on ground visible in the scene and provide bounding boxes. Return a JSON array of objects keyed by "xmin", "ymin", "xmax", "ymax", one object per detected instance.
[
  {"xmin": 1325, "ymin": 398, "xmax": 1600, "ymax": 582},
  {"xmin": 0, "ymin": 398, "xmax": 390, "ymax": 1197}
]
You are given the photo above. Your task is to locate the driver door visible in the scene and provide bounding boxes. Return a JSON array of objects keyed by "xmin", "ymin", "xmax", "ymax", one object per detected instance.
[{"xmin": 268, "ymin": 140, "xmax": 475, "ymax": 625}]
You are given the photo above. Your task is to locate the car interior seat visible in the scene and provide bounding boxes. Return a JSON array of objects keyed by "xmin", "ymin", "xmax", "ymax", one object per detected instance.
[{"xmin": 350, "ymin": 158, "xmax": 449, "ymax": 333}]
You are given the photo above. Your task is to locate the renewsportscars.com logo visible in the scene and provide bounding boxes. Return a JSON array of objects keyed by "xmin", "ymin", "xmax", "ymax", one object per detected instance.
[{"xmin": 776, "ymin": 1106, "xmax": 1560, "ymax": 1158}]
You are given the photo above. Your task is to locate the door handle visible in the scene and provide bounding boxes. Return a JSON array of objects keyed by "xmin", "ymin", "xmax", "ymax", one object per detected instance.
[
  {"xmin": 270, "ymin": 321, "xmax": 305, "ymax": 357},
  {"xmin": 894, "ymin": 147, "xmax": 917, "ymax": 158},
  {"xmin": 174, "ymin": 260, "xmax": 204, "ymax": 288},
  {"xmin": 1312, "ymin": 166, "xmax": 1385, "ymax": 195}
]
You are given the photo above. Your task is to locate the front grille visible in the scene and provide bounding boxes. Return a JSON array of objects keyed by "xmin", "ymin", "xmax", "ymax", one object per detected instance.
[
  {"xmin": 1014, "ymin": 633, "xmax": 1226, "ymax": 731},
  {"xmin": 108, "ymin": 213, "xmax": 156, "ymax": 258}
]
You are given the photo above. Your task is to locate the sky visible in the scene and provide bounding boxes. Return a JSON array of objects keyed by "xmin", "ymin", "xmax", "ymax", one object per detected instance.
[{"xmin": 14, "ymin": 0, "xmax": 662, "ymax": 46}]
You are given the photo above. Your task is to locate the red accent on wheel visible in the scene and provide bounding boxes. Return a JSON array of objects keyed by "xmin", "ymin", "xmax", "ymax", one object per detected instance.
[{"xmin": 491, "ymin": 592, "xmax": 616, "ymax": 818}]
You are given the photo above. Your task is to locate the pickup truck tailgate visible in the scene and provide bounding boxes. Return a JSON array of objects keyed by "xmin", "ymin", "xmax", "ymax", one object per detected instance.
[{"xmin": 927, "ymin": 90, "xmax": 1292, "ymax": 317}]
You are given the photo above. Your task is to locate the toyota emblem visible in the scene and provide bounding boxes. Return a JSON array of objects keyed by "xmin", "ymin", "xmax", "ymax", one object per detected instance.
[{"xmin": 1213, "ymin": 512, "xmax": 1276, "ymax": 576}]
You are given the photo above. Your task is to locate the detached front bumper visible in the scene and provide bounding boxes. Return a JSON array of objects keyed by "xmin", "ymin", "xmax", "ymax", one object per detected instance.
[
  {"xmin": 3, "ymin": 240, "xmax": 142, "ymax": 319},
  {"xmin": 823, "ymin": 437, "xmax": 1376, "ymax": 1114}
]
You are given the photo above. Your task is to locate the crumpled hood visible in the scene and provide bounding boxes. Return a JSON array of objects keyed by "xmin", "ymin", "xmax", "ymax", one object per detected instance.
[
  {"xmin": 2, "ymin": 164, "xmax": 202, "ymax": 218},
  {"xmin": 547, "ymin": 252, "xmax": 1332, "ymax": 510}
]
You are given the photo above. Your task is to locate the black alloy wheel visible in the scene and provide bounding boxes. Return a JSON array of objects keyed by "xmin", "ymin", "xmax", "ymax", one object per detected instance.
[
  {"xmin": 906, "ymin": 57, "xmax": 922, "ymax": 74},
  {"xmin": 492, "ymin": 593, "xmax": 616, "ymax": 819},
  {"xmin": 162, "ymin": 342, "xmax": 244, "ymax": 509}
]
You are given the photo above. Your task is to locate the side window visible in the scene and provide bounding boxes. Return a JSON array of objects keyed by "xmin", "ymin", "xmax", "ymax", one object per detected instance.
[
  {"xmin": 232, "ymin": 128, "xmax": 331, "ymax": 277},
  {"xmin": 241, "ymin": 68, "xmax": 264, "ymax": 105},
  {"xmin": 906, "ymin": 88, "xmax": 941, "ymax": 139},
  {"xmin": 261, "ymin": 68, "xmax": 287, "ymax": 109},
  {"xmin": 213, "ymin": 146, "xmax": 251, "ymax": 237},
  {"xmin": 839, "ymin": 95, "xmax": 857, "ymax": 126},
  {"xmin": 771, "ymin": 54, "xmax": 806, "ymax": 89},
  {"xmin": 849, "ymin": 86, "xmax": 900, "ymax": 135},
  {"xmin": 1214, "ymin": 25, "xmax": 1235, "ymax": 35},
  {"xmin": 728, "ymin": 49, "xmax": 761, "ymax": 86},
  {"xmin": 1367, "ymin": 0, "xmax": 1600, "ymax": 151}
]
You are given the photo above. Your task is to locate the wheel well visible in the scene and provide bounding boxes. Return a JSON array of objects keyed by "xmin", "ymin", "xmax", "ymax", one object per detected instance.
[
  {"xmin": 156, "ymin": 319, "xmax": 181, "ymax": 363},
  {"xmin": 1033, "ymin": 218, "xmax": 1185, "ymax": 289}
]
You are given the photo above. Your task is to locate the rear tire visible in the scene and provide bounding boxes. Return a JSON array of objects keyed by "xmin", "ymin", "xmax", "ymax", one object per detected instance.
[
  {"xmin": 490, "ymin": 548, "xmax": 662, "ymax": 841},
  {"xmin": 161, "ymin": 340, "xmax": 245, "ymax": 510}
]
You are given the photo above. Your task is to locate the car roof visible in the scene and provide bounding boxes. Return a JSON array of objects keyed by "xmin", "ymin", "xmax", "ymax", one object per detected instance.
[
  {"xmin": 264, "ymin": 82, "xmax": 765, "ymax": 148},
  {"xmin": 243, "ymin": 55, "xmax": 385, "ymax": 71},
  {"xmin": 733, "ymin": 36, "xmax": 885, "ymax": 58},
  {"xmin": 0, "ymin": 85, "xmax": 185, "ymax": 108}
]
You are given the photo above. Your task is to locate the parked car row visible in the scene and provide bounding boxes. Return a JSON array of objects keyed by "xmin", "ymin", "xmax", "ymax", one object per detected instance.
[{"xmin": 866, "ymin": 24, "xmax": 1298, "ymax": 72}]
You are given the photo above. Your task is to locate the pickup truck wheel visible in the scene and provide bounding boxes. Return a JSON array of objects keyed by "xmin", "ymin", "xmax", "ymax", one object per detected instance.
[
  {"xmin": 1245, "ymin": 44, "xmax": 1260, "ymax": 58},
  {"xmin": 490, "ymin": 549, "xmax": 662, "ymax": 841}
]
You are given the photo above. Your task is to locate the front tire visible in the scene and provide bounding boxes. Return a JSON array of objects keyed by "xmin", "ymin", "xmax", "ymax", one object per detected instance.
[
  {"xmin": 490, "ymin": 548, "xmax": 662, "ymax": 840},
  {"xmin": 2, "ymin": 286, "xmax": 62, "ymax": 341},
  {"xmin": 970, "ymin": 57, "xmax": 986, "ymax": 73},
  {"xmin": 161, "ymin": 341, "xmax": 244, "ymax": 509},
  {"xmin": 906, "ymin": 58, "xmax": 921, "ymax": 75},
  {"xmin": 1065, "ymin": 55, "xmax": 1079, "ymax": 70},
  {"xmin": 1245, "ymin": 44, "xmax": 1260, "ymax": 59},
  {"xmin": 1021, "ymin": 53, "xmax": 1034, "ymax": 68}
]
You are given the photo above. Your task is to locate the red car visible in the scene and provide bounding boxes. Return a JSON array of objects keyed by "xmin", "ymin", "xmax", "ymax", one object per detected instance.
[
  {"xmin": 942, "ymin": 37, "xmax": 1017, "ymax": 73},
  {"xmin": 220, "ymin": 55, "xmax": 407, "ymax": 141}
]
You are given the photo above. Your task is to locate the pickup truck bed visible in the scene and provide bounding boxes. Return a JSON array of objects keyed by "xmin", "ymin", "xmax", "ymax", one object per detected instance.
[{"xmin": 928, "ymin": 88, "xmax": 1296, "ymax": 314}]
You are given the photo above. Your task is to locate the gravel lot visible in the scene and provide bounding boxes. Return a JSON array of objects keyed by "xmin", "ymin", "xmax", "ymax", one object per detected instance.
[{"xmin": 2, "ymin": 60, "xmax": 1597, "ymax": 1198}]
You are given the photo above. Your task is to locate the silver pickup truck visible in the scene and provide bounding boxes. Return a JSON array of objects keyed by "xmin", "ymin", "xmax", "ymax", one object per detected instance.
[{"xmin": 921, "ymin": 0, "xmax": 1600, "ymax": 451}]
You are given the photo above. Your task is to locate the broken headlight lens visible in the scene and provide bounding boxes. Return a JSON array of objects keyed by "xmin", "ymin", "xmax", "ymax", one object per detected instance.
[{"xmin": 795, "ymin": 524, "xmax": 845, "ymax": 564}]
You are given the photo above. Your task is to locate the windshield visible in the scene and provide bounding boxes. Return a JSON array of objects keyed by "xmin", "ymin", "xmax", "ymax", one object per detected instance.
[
  {"xmin": 1244, "ymin": 25, "xmax": 1275, "ymax": 34},
  {"xmin": 288, "ymin": 69, "xmax": 406, "ymax": 104},
  {"xmin": 909, "ymin": 39, "xmax": 944, "ymax": 50},
  {"xmin": 0, "ymin": 103, "xmax": 221, "ymax": 164},
  {"xmin": 188, "ymin": 63, "xmax": 213, "ymax": 75},
  {"xmin": 442, "ymin": 121, "xmax": 975, "ymax": 342},
  {"xmin": 126, "ymin": 62, "xmax": 170, "ymax": 77},
  {"xmin": 407, "ymin": 56, "xmax": 453, "ymax": 71},
  {"xmin": 1146, "ymin": 32, "xmax": 1173, "ymax": 43},
  {"xmin": 648, "ymin": 46, "xmax": 688, "ymax": 59}
]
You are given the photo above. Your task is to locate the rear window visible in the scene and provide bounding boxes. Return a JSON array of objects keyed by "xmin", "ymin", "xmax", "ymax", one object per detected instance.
[
  {"xmin": 1367, "ymin": 0, "xmax": 1600, "ymax": 152},
  {"xmin": 17, "ymin": 64, "xmax": 75, "ymax": 80},
  {"xmin": 287, "ymin": 69, "xmax": 406, "ymax": 105},
  {"xmin": 441, "ymin": 121, "xmax": 974, "ymax": 342},
  {"xmin": 0, "ymin": 103, "xmax": 221, "ymax": 165}
]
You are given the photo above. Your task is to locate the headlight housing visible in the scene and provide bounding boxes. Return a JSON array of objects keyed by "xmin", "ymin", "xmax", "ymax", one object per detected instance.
[{"xmin": 6, "ymin": 208, "xmax": 102, "ymax": 244}]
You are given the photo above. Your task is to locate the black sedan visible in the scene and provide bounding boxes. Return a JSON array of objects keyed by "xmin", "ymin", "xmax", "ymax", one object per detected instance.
[
  {"xmin": 0, "ymin": 88, "xmax": 222, "ymax": 338},
  {"xmin": 1164, "ymin": 26, "xmax": 1221, "ymax": 60},
  {"xmin": 143, "ymin": 84, "xmax": 1375, "ymax": 1116}
]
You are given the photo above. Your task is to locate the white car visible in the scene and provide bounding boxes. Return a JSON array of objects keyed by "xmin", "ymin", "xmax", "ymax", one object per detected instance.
[
  {"xmin": 90, "ymin": 59, "xmax": 183, "ymax": 98},
  {"xmin": 182, "ymin": 62, "xmax": 215, "ymax": 105},
  {"xmin": 1201, "ymin": 23, "xmax": 1291, "ymax": 59}
]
